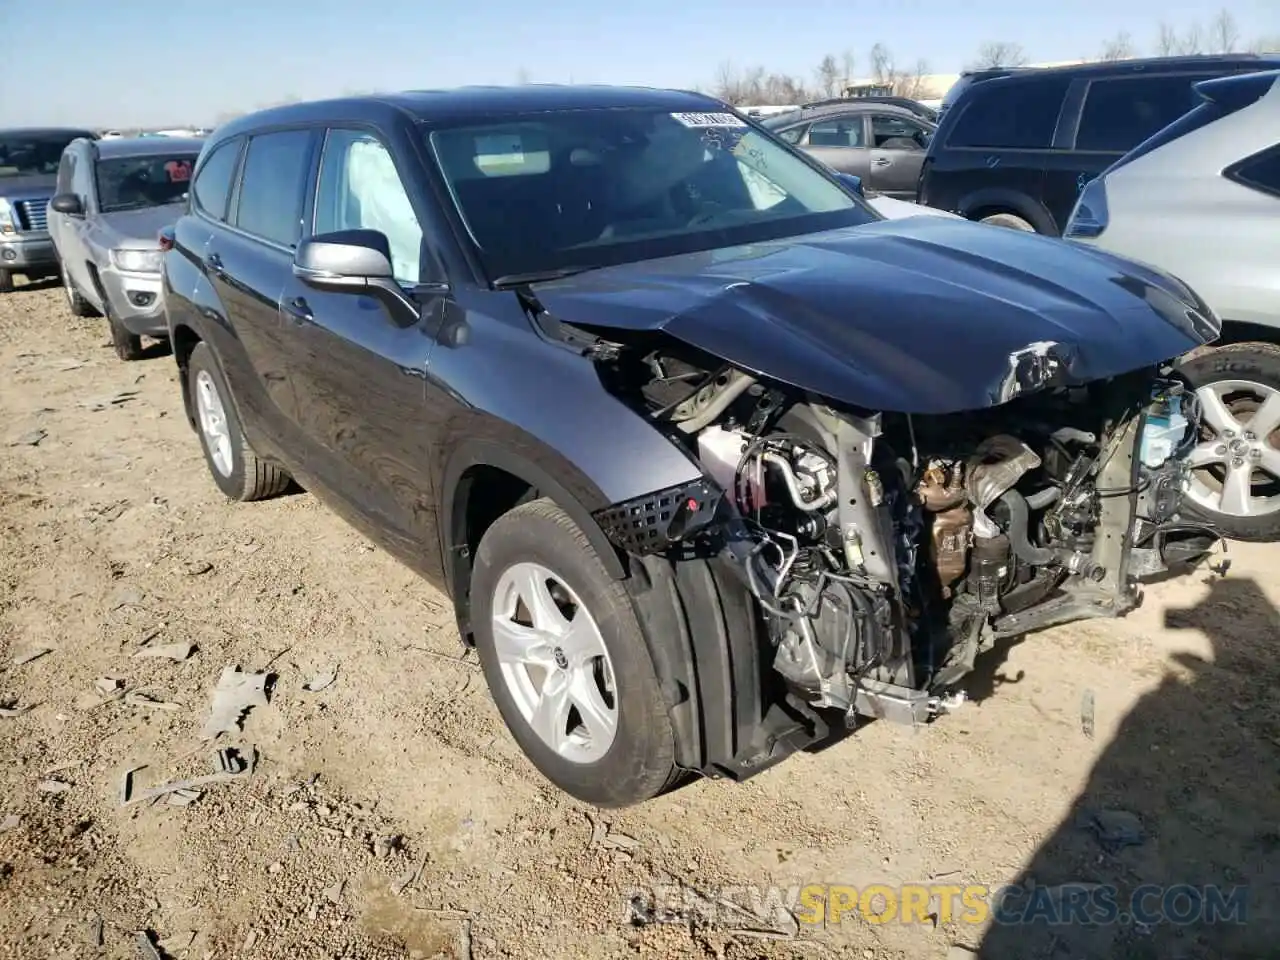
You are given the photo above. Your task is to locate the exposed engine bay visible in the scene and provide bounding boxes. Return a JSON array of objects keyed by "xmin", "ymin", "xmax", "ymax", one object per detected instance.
[{"xmin": 591, "ymin": 339, "xmax": 1219, "ymax": 727}]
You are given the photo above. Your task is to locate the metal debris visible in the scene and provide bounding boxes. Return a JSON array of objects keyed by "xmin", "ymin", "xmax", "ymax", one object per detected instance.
[
  {"xmin": 1081, "ymin": 689, "xmax": 1096, "ymax": 740},
  {"xmin": 120, "ymin": 766, "xmax": 145, "ymax": 805},
  {"xmin": 10, "ymin": 428, "xmax": 47, "ymax": 447},
  {"xmin": 391, "ymin": 853, "xmax": 429, "ymax": 896},
  {"xmin": 122, "ymin": 757, "xmax": 254, "ymax": 808},
  {"xmin": 0, "ymin": 704, "xmax": 33, "ymax": 719},
  {"xmin": 458, "ymin": 917, "xmax": 474, "ymax": 960},
  {"xmin": 37, "ymin": 779, "xmax": 72, "ymax": 793},
  {"xmin": 11, "ymin": 646, "xmax": 52, "ymax": 667},
  {"xmin": 184, "ymin": 560, "xmax": 213, "ymax": 576},
  {"xmin": 124, "ymin": 692, "xmax": 183, "ymax": 712},
  {"xmin": 134, "ymin": 643, "xmax": 197, "ymax": 662},
  {"xmin": 167, "ymin": 789, "xmax": 204, "ymax": 807},
  {"xmin": 302, "ymin": 666, "xmax": 338, "ymax": 693},
  {"xmin": 324, "ymin": 879, "xmax": 346, "ymax": 904},
  {"xmin": 82, "ymin": 390, "xmax": 139, "ymax": 412},
  {"xmin": 200, "ymin": 665, "xmax": 268, "ymax": 739},
  {"xmin": 134, "ymin": 931, "xmax": 162, "ymax": 960},
  {"xmin": 95, "ymin": 677, "xmax": 125, "ymax": 696},
  {"xmin": 0, "ymin": 814, "xmax": 20, "ymax": 832},
  {"xmin": 88, "ymin": 914, "xmax": 104, "ymax": 947}
]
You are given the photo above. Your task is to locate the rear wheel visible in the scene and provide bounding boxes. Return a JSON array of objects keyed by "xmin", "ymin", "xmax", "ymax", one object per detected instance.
[
  {"xmin": 980, "ymin": 212, "xmax": 1035, "ymax": 232},
  {"xmin": 0, "ymin": 269, "xmax": 13, "ymax": 294},
  {"xmin": 1178, "ymin": 343, "xmax": 1280, "ymax": 542},
  {"xmin": 470, "ymin": 498, "xmax": 679, "ymax": 807},
  {"xmin": 187, "ymin": 341, "xmax": 292, "ymax": 502}
]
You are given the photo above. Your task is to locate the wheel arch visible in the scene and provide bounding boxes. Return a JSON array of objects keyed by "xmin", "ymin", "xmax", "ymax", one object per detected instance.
[
  {"xmin": 171, "ymin": 323, "xmax": 203, "ymax": 429},
  {"xmin": 958, "ymin": 188, "xmax": 1058, "ymax": 235}
]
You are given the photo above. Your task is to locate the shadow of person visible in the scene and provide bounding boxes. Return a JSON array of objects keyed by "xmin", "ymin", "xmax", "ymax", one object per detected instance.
[{"xmin": 975, "ymin": 575, "xmax": 1280, "ymax": 959}]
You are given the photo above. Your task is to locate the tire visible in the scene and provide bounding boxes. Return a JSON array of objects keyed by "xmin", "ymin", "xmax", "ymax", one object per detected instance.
[
  {"xmin": 105, "ymin": 302, "xmax": 144, "ymax": 361},
  {"xmin": 471, "ymin": 498, "xmax": 679, "ymax": 807},
  {"xmin": 186, "ymin": 341, "xmax": 292, "ymax": 502},
  {"xmin": 0, "ymin": 269, "xmax": 13, "ymax": 294},
  {"xmin": 1177, "ymin": 342, "xmax": 1280, "ymax": 542},
  {"xmin": 980, "ymin": 212, "xmax": 1035, "ymax": 232},
  {"xmin": 60, "ymin": 259, "xmax": 97, "ymax": 317}
]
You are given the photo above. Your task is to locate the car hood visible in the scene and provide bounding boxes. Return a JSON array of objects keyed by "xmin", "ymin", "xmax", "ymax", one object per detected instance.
[
  {"xmin": 0, "ymin": 173, "xmax": 58, "ymax": 197},
  {"xmin": 529, "ymin": 216, "xmax": 1219, "ymax": 414},
  {"xmin": 98, "ymin": 203, "xmax": 184, "ymax": 248}
]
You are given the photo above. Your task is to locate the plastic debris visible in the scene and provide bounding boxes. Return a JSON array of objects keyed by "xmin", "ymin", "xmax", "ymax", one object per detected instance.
[
  {"xmin": 95, "ymin": 677, "xmax": 125, "ymax": 695},
  {"xmin": 9, "ymin": 428, "xmax": 47, "ymax": 447},
  {"xmin": 37, "ymin": 779, "xmax": 72, "ymax": 793},
  {"xmin": 324, "ymin": 879, "xmax": 346, "ymax": 904},
  {"xmin": 120, "ymin": 766, "xmax": 145, "ymax": 805},
  {"xmin": 134, "ymin": 643, "xmax": 197, "ymax": 662},
  {"xmin": 201, "ymin": 666, "xmax": 269, "ymax": 739},
  {"xmin": 134, "ymin": 930, "xmax": 162, "ymax": 960},
  {"xmin": 167, "ymin": 789, "xmax": 203, "ymax": 807},
  {"xmin": 184, "ymin": 560, "xmax": 213, "ymax": 576},
  {"xmin": 88, "ymin": 914, "xmax": 104, "ymax": 948},
  {"xmin": 11, "ymin": 647, "xmax": 52, "ymax": 667},
  {"xmin": 124, "ymin": 692, "xmax": 183, "ymax": 712},
  {"xmin": 302, "ymin": 666, "xmax": 338, "ymax": 693},
  {"xmin": 1081, "ymin": 689, "xmax": 1096, "ymax": 740},
  {"xmin": 0, "ymin": 704, "xmax": 33, "ymax": 719}
]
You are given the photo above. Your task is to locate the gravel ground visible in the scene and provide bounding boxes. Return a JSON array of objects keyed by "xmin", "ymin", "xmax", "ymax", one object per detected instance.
[{"xmin": 1, "ymin": 278, "xmax": 1277, "ymax": 959}]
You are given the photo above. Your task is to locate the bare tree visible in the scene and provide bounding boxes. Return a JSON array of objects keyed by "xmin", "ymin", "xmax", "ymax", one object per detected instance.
[
  {"xmin": 814, "ymin": 54, "xmax": 842, "ymax": 98},
  {"xmin": 1156, "ymin": 22, "xmax": 1179, "ymax": 56},
  {"xmin": 869, "ymin": 42, "xmax": 895, "ymax": 83},
  {"xmin": 712, "ymin": 62, "xmax": 816, "ymax": 105},
  {"xmin": 1209, "ymin": 9, "xmax": 1239, "ymax": 52},
  {"xmin": 841, "ymin": 50, "xmax": 856, "ymax": 86},
  {"xmin": 1248, "ymin": 34, "xmax": 1280, "ymax": 53},
  {"xmin": 971, "ymin": 41, "xmax": 1028, "ymax": 69},
  {"xmin": 1179, "ymin": 22, "xmax": 1205, "ymax": 54},
  {"xmin": 1098, "ymin": 31, "xmax": 1135, "ymax": 61}
]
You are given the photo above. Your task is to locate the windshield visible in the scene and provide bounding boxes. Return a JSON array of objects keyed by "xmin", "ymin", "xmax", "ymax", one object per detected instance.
[
  {"xmin": 426, "ymin": 107, "xmax": 877, "ymax": 282},
  {"xmin": 95, "ymin": 154, "xmax": 197, "ymax": 212},
  {"xmin": 0, "ymin": 132, "xmax": 90, "ymax": 178}
]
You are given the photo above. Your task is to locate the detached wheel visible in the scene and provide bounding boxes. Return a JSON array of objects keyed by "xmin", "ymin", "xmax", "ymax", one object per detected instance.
[
  {"xmin": 980, "ymin": 212, "xmax": 1035, "ymax": 232},
  {"xmin": 471, "ymin": 498, "xmax": 678, "ymax": 807},
  {"xmin": 60, "ymin": 259, "xmax": 97, "ymax": 317},
  {"xmin": 0, "ymin": 268, "xmax": 13, "ymax": 293},
  {"xmin": 186, "ymin": 341, "xmax": 291, "ymax": 502},
  {"xmin": 1178, "ymin": 343, "xmax": 1280, "ymax": 542}
]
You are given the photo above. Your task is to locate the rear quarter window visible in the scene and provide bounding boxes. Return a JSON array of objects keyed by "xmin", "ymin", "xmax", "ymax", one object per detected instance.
[
  {"xmin": 1226, "ymin": 145, "xmax": 1280, "ymax": 198},
  {"xmin": 192, "ymin": 138, "xmax": 243, "ymax": 221},
  {"xmin": 1075, "ymin": 73, "xmax": 1216, "ymax": 153},
  {"xmin": 947, "ymin": 76, "xmax": 1070, "ymax": 149}
]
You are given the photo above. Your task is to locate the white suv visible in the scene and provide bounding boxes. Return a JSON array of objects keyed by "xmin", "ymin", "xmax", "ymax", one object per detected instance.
[{"xmin": 1066, "ymin": 69, "xmax": 1280, "ymax": 540}]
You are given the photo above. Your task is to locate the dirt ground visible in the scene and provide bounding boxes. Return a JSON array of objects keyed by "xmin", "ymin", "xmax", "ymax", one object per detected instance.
[{"xmin": 2, "ymin": 278, "xmax": 1278, "ymax": 960}]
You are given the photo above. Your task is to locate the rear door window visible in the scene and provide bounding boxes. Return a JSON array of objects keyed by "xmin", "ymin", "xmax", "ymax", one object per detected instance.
[
  {"xmin": 192, "ymin": 138, "xmax": 243, "ymax": 221},
  {"xmin": 1227, "ymin": 146, "xmax": 1280, "ymax": 199},
  {"xmin": 232, "ymin": 130, "xmax": 314, "ymax": 248},
  {"xmin": 1075, "ymin": 74, "xmax": 1216, "ymax": 153},
  {"xmin": 947, "ymin": 77, "xmax": 1071, "ymax": 149},
  {"xmin": 806, "ymin": 117, "xmax": 865, "ymax": 147},
  {"xmin": 870, "ymin": 114, "xmax": 931, "ymax": 150}
]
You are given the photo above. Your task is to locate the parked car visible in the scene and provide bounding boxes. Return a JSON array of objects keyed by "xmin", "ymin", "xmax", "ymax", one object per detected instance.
[
  {"xmin": 47, "ymin": 136, "xmax": 202, "ymax": 360},
  {"xmin": 763, "ymin": 101, "xmax": 935, "ymax": 199},
  {"xmin": 798, "ymin": 95, "xmax": 938, "ymax": 123},
  {"xmin": 918, "ymin": 54, "xmax": 1280, "ymax": 234},
  {"xmin": 165, "ymin": 86, "xmax": 1225, "ymax": 807},
  {"xmin": 1065, "ymin": 69, "xmax": 1280, "ymax": 541},
  {"xmin": 0, "ymin": 127, "xmax": 98, "ymax": 293}
]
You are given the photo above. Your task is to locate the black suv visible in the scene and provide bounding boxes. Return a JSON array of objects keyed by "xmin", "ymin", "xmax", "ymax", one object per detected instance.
[
  {"xmin": 163, "ymin": 86, "xmax": 1223, "ymax": 807},
  {"xmin": 919, "ymin": 54, "xmax": 1280, "ymax": 234}
]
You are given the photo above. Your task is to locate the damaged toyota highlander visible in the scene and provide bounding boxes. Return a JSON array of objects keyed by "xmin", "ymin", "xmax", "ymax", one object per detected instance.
[{"xmin": 163, "ymin": 87, "xmax": 1226, "ymax": 807}]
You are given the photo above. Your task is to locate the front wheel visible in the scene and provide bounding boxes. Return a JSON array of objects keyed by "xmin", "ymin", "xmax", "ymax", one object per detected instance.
[
  {"xmin": 980, "ymin": 212, "xmax": 1035, "ymax": 232},
  {"xmin": 60, "ymin": 259, "xmax": 97, "ymax": 317},
  {"xmin": 471, "ymin": 498, "xmax": 679, "ymax": 807},
  {"xmin": 1178, "ymin": 343, "xmax": 1280, "ymax": 542},
  {"xmin": 0, "ymin": 268, "xmax": 13, "ymax": 294},
  {"xmin": 105, "ymin": 303, "xmax": 144, "ymax": 361}
]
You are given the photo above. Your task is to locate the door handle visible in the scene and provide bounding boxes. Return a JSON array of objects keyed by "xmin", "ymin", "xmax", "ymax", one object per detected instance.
[
  {"xmin": 282, "ymin": 296, "xmax": 313, "ymax": 324},
  {"xmin": 871, "ymin": 157, "xmax": 892, "ymax": 167},
  {"xmin": 204, "ymin": 252, "xmax": 225, "ymax": 276}
]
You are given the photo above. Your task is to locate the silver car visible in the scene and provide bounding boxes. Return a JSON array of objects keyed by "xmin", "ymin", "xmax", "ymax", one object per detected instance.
[
  {"xmin": 1065, "ymin": 69, "xmax": 1280, "ymax": 541},
  {"xmin": 47, "ymin": 136, "xmax": 202, "ymax": 360}
]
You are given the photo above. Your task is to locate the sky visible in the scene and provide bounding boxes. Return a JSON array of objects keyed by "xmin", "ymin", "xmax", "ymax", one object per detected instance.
[{"xmin": 4, "ymin": 0, "xmax": 1277, "ymax": 127}]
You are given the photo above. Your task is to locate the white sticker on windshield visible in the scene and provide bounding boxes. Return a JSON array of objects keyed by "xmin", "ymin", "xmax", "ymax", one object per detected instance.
[
  {"xmin": 670, "ymin": 112, "xmax": 747, "ymax": 129},
  {"xmin": 474, "ymin": 134, "xmax": 526, "ymax": 170}
]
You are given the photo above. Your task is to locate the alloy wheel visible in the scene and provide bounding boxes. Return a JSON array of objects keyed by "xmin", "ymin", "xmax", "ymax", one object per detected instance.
[
  {"xmin": 194, "ymin": 369, "xmax": 234, "ymax": 477},
  {"xmin": 1185, "ymin": 379, "xmax": 1280, "ymax": 518},
  {"xmin": 490, "ymin": 561, "xmax": 618, "ymax": 763}
]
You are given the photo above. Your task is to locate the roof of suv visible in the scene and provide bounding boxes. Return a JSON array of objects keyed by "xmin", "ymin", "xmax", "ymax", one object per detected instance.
[
  {"xmin": 213, "ymin": 85, "xmax": 732, "ymax": 140},
  {"xmin": 90, "ymin": 136, "xmax": 205, "ymax": 159}
]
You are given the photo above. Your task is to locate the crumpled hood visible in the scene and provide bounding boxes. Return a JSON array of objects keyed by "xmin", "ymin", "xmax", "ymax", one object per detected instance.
[
  {"xmin": 98, "ymin": 203, "xmax": 184, "ymax": 248},
  {"xmin": 530, "ymin": 216, "xmax": 1219, "ymax": 414}
]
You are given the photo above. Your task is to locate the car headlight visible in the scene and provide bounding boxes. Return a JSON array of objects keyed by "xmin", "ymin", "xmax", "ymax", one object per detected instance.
[
  {"xmin": 0, "ymin": 198, "xmax": 13, "ymax": 235},
  {"xmin": 110, "ymin": 248, "xmax": 163, "ymax": 273}
]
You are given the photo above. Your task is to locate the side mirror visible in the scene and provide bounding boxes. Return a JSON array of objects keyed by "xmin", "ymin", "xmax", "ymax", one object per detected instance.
[
  {"xmin": 50, "ymin": 193, "xmax": 84, "ymax": 216},
  {"xmin": 837, "ymin": 173, "xmax": 865, "ymax": 197},
  {"xmin": 293, "ymin": 229, "xmax": 419, "ymax": 326}
]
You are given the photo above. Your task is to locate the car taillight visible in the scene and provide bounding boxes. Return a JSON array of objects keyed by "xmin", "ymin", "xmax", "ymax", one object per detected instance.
[{"xmin": 1064, "ymin": 178, "xmax": 1109, "ymax": 239}]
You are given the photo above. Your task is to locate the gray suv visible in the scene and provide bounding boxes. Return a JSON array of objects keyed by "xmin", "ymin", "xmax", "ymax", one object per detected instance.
[
  {"xmin": 47, "ymin": 136, "xmax": 202, "ymax": 359},
  {"xmin": 0, "ymin": 127, "xmax": 97, "ymax": 292}
]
